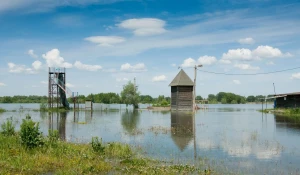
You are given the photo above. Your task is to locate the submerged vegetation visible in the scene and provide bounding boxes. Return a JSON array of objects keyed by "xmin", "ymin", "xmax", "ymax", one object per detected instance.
[
  {"xmin": 0, "ymin": 108, "xmax": 5, "ymax": 113},
  {"xmin": 261, "ymin": 108, "xmax": 300, "ymax": 121},
  {"xmin": 0, "ymin": 115, "xmax": 206, "ymax": 174}
]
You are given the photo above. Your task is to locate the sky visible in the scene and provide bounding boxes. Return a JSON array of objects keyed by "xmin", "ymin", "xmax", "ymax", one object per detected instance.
[{"xmin": 0, "ymin": 0, "xmax": 300, "ymax": 98}]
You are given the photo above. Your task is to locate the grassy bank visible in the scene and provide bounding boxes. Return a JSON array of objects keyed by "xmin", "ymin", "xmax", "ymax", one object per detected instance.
[
  {"xmin": 260, "ymin": 108, "xmax": 300, "ymax": 121},
  {"xmin": 0, "ymin": 117, "xmax": 206, "ymax": 175}
]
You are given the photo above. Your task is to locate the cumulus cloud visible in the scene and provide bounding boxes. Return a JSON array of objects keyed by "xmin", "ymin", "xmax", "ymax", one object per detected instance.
[
  {"xmin": 32, "ymin": 60, "xmax": 42, "ymax": 70},
  {"xmin": 152, "ymin": 75, "xmax": 167, "ymax": 82},
  {"xmin": 238, "ymin": 37, "xmax": 255, "ymax": 45},
  {"xmin": 198, "ymin": 55, "xmax": 217, "ymax": 65},
  {"xmin": 234, "ymin": 63, "xmax": 260, "ymax": 70},
  {"xmin": 28, "ymin": 49, "xmax": 38, "ymax": 58},
  {"xmin": 84, "ymin": 36, "xmax": 125, "ymax": 46},
  {"xmin": 291, "ymin": 73, "xmax": 300, "ymax": 79},
  {"xmin": 181, "ymin": 56, "xmax": 217, "ymax": 68},
  {"xmin": 0, "ymin": 82, "xmax": 6, "ymax": 86},
  {"xmin": 222, "ymin": 48, "xmax": 253, "ymax": 61},
  {"xmin": 221, "ymin": 45, "xmax": 292, "ymax": 62},
  {"xmin": 74, "ymin": 61, "xmax": 102, "ymax": 71},
  {"xmin": 118, "ymin": 18, "xmax": 166, "ymax": 36},
  {"xmin": 233, "ymin": 80, "xmax": 241, "ymax": 84},
  {"xmin": 171, "ymin": 63, "xmax": 176, "ymax": 67},
  {"xmin": 181, "ymin": 58, "xmax": 196, "ymax": 68},
  {"xmin": 120, "ymin": 63, "xmax": 147, "ymax": 72},
  {"xmin": 8, "ymin": 62, "xmax": 35, "ymax": 74},
  {"xmin": 42, "ymin": 49, "xmax": 72, "ymax": 68}
]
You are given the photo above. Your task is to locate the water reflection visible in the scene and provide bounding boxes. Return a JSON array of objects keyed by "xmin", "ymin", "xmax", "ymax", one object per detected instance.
[
  {"xmin": 48, "ymin": 112, "xmax": 67, "ymax": 141},
  {"xmin": 121, "ymin": 110, "xmax": 140, "ymax": 134},
  {"xmin": 171, "ymin": 112, "xmax": 194, "ymax": 151}
]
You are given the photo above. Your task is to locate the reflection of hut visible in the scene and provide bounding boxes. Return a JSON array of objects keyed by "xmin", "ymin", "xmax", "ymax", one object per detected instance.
[
  {"xmin": 171, "ymin": 112, "xmax": 194, "ymax": 151},
  {"xmin": 169, "ymin": 69, "xmax": 194, "ymax": 111}
]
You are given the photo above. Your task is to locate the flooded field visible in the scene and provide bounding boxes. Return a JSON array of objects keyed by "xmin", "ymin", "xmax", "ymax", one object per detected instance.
[{"xmin": 1, "ymin": 103, "xmax": 300, "ymax": 174}]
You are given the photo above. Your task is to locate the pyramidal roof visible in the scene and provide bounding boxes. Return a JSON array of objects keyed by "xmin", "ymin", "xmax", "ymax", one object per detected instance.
[{"xmin": 169, "ymin": 69, "xmax": 194, "ymax": 86}]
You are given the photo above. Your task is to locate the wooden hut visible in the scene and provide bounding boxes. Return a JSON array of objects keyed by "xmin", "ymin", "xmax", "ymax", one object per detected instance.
[
  {"xmin": 274, "ymin": 92, "xmax": 300, "ymax": 108},
  {"xmin": 169, "ymin": 69, "xmax": 194, "ymax": 111}
]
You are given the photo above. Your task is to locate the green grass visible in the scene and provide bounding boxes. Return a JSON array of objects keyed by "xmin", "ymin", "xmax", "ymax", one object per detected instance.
[
  {"xmin": 0, "ymin": 108, "xmax": 6, "ymax": 113},
  {"xmin": 0, "ymin": 133, "xmax": 206, "ymax": 174}
]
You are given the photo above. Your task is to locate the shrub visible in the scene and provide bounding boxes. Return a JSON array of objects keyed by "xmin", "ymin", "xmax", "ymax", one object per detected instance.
[
  {"xmin": 91, "ymin": 137, "xmax": 105, "ymax": 153},
  {"xmin": 20, "ymin": 117, "xmax": 43, "ymax": 149},
  {"xmin": 0, "ymin": 117, "xmax": 15, "ymax": 136},
  {"xmin": 0, "ymin": 108, "xmax": 6, "ymax": 113}
]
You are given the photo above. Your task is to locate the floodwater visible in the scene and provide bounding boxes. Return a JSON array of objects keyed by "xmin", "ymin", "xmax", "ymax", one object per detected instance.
[{"xmin": 1, "ymin": 103, "xmax": 300, "ymax": 174}]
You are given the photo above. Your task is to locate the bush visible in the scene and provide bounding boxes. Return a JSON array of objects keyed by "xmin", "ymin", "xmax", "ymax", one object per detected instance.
[
  {"xmin": 0, "ymin": 117, "xmax": 15, "ymax": 136},
  {"xmin": 20, "ymin": 117, "xmax": 43, "ymax": 149},
  {"xmin": 91, "ymin": 137, "xmax": 105, "ymax": 153}
]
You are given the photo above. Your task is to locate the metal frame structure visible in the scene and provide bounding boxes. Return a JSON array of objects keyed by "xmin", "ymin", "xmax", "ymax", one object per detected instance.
[{"xmin": 48, "ymin": 67, "xmax": 66, "ymax": 109}]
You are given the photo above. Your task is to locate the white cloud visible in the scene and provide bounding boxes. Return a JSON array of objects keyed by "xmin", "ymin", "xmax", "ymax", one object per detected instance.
[
  {"xmin": 234, "ymin": 63, "xmax": 260, "ymax": 70},
  {"xmin": 0, "ymin": 82, "xmax": 6, "ymax": 86},
  {"xmin": 222, "ymin": 48, "xmax": 253, "ymax": 61},
  {"xmin": 28, "ymin": 49, "xmax": 38, "ymax": 58},
  {"xmin": 118, "ymin": 18, "xmax": 166, "ymax": 36},
  {"xmin": 41, "ymin": 81, "xmax": 47, "ymax": 84},
  {"xmin": 171, "ymin": 63, "xmax": 176, "ymax": 67},
  {"xmin": 238, "ymin": 37, "xmax": 255, "ymax": 45},
  {"xmin": 116, "ymin": 78, "xmax": 129, "ymax": 82},
  {"xmin": 266, "ymin": 61, "xmax": 275, "ymax": 65},
  {"xmin": 84, "ymin": 36, "xmax": 125, "ymax": 47},
  {"xmin": 181, "ymin": 58, "xmax": 196, "ymax": 68},
  {"xmin": 233, "ymin": 80, "xmax": 241, "ymax": 84},
  {"xmin": 8, "ymin": 62, "xmax": 35, "ymax": 74},
  {"xmin": 66, "ymin": 83, "xmax": 74, "ymax": 88},
  {"xmin": 32, "ymin": 60, "xmax": 42, "ymax": 70},
  {"xmin": 152, "ymin": 75, "xmax": 167, "ymax": 82},
  {"xmin": 291, "ymin": 73, "xmax": 300, "ymax": 79},
  {"xmin": 74, "ymin": 61, "xmax": 102, "ymax": 71},
  {"xmin": 42, "ymin": 49, "xmax": 72, "ymax": 68},
  {"xmin": 103, "ymin": 68, "xmax": 117, "ymax": 73},
  {"xmin": 252, "ymin": 45, "xmax": 283, "ymax": 58},
  {"xmin": 120, "ymin": 63, "xmax": 147, "ymax": 72},
  {"xmin": 198, "ymin": 55, "xmax": 217, "ymax": 65}
]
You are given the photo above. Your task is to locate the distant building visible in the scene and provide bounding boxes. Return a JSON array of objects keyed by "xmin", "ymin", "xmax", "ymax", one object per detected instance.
[
  {"xmin": 169, "ymin": 69, "xmax": 194, "ymax": 111},
  {"xmin": 274, "ymin": 92, "xmax": 300, "ymax": 108}
]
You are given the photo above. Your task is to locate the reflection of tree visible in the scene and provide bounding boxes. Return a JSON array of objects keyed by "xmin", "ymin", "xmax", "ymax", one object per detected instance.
[
  {"xmin": 48, "ymin": 112, "xmax": 67, "ymax": 141},
  {"xmin": 274, "ymin": 114, "xmax": 300, "ymax": 129},
  {"xmin": 121, "ymin": 110, "xmax": 140, "ymax": 134},
  {"xmin": 171, "ymin": 112, "xmax": 194, "ymax": 151}
]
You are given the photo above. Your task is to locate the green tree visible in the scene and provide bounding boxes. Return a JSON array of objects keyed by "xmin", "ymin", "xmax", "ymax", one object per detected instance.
[
  {"xmin": 196, "ymin": 95, "xmax": 203, "ymax": 100},
  {"xmin": 121, "ymin": 81, "xmax": 140, "ymax": 109},
  {"xmin": 246, "ymin": 95, "xmax": 255, "ymax": 102}
]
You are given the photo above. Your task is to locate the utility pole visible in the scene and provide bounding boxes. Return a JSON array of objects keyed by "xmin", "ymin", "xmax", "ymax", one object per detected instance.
[{"xmin": 193, "ymin": 65, "xmax": 203, "ymax": 112}]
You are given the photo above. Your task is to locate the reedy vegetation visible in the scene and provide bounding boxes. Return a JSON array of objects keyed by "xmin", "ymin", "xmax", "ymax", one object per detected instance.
[{"xmin": 0, "ymin": 115, "xmax": 205, "ymax": 174}]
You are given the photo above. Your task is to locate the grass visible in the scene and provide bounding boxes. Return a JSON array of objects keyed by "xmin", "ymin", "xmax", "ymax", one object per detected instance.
[
  {"xmin": 0, "ymin": 108, "xmax": 6, "ymax": 113},
  {"xmin": 260, "ymin": 108, "xmax": 300, "ymax": 121},
  {"xmin": 0, "ymin": 133, "xmax": 205, "ymax": 174}
]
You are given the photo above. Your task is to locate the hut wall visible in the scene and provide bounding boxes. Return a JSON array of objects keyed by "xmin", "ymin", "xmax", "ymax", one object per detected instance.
[
  {"xmin": 276, "ymin": 95, "xmax": 300, "ymax": 108},
  {"xmin": 171, "ymin": 86, "xmax": 193, "ymax": 110}
]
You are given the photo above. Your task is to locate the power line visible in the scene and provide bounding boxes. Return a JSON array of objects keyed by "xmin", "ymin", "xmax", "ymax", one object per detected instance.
[{"xmin": 196, "ymin": 66, "xmax": 300, "ymax": 75}]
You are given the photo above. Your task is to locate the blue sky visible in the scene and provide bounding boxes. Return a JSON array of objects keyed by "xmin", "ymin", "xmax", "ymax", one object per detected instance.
[{"xmin": 0, "ymin": 0, "xmax": 300, "ymax": 98}]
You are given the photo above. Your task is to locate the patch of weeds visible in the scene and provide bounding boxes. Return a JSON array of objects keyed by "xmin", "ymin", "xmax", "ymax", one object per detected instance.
[
  {"xmin": 0, "ymin": 108, "xmax": 6, "ymax": 113},
  {"xmin": 105, "ymin": 142, "xmax": 132, "ymax": 158},
  {"xmin": 91, "ymin": 137, "xmax": 105, "ymax": 153},
  {"xmin": 0, "ymin": 117, "xmax": 15, "ymax": 136}
]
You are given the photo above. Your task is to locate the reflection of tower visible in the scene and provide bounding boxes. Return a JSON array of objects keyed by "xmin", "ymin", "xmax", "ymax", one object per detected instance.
[
  {"xmin": 171, "ymin": 112, "xmax": 194, "ymax": 151},
  {"xmin": 48, "ymin": 112, "xmax": 67, "ymax": 141}
]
